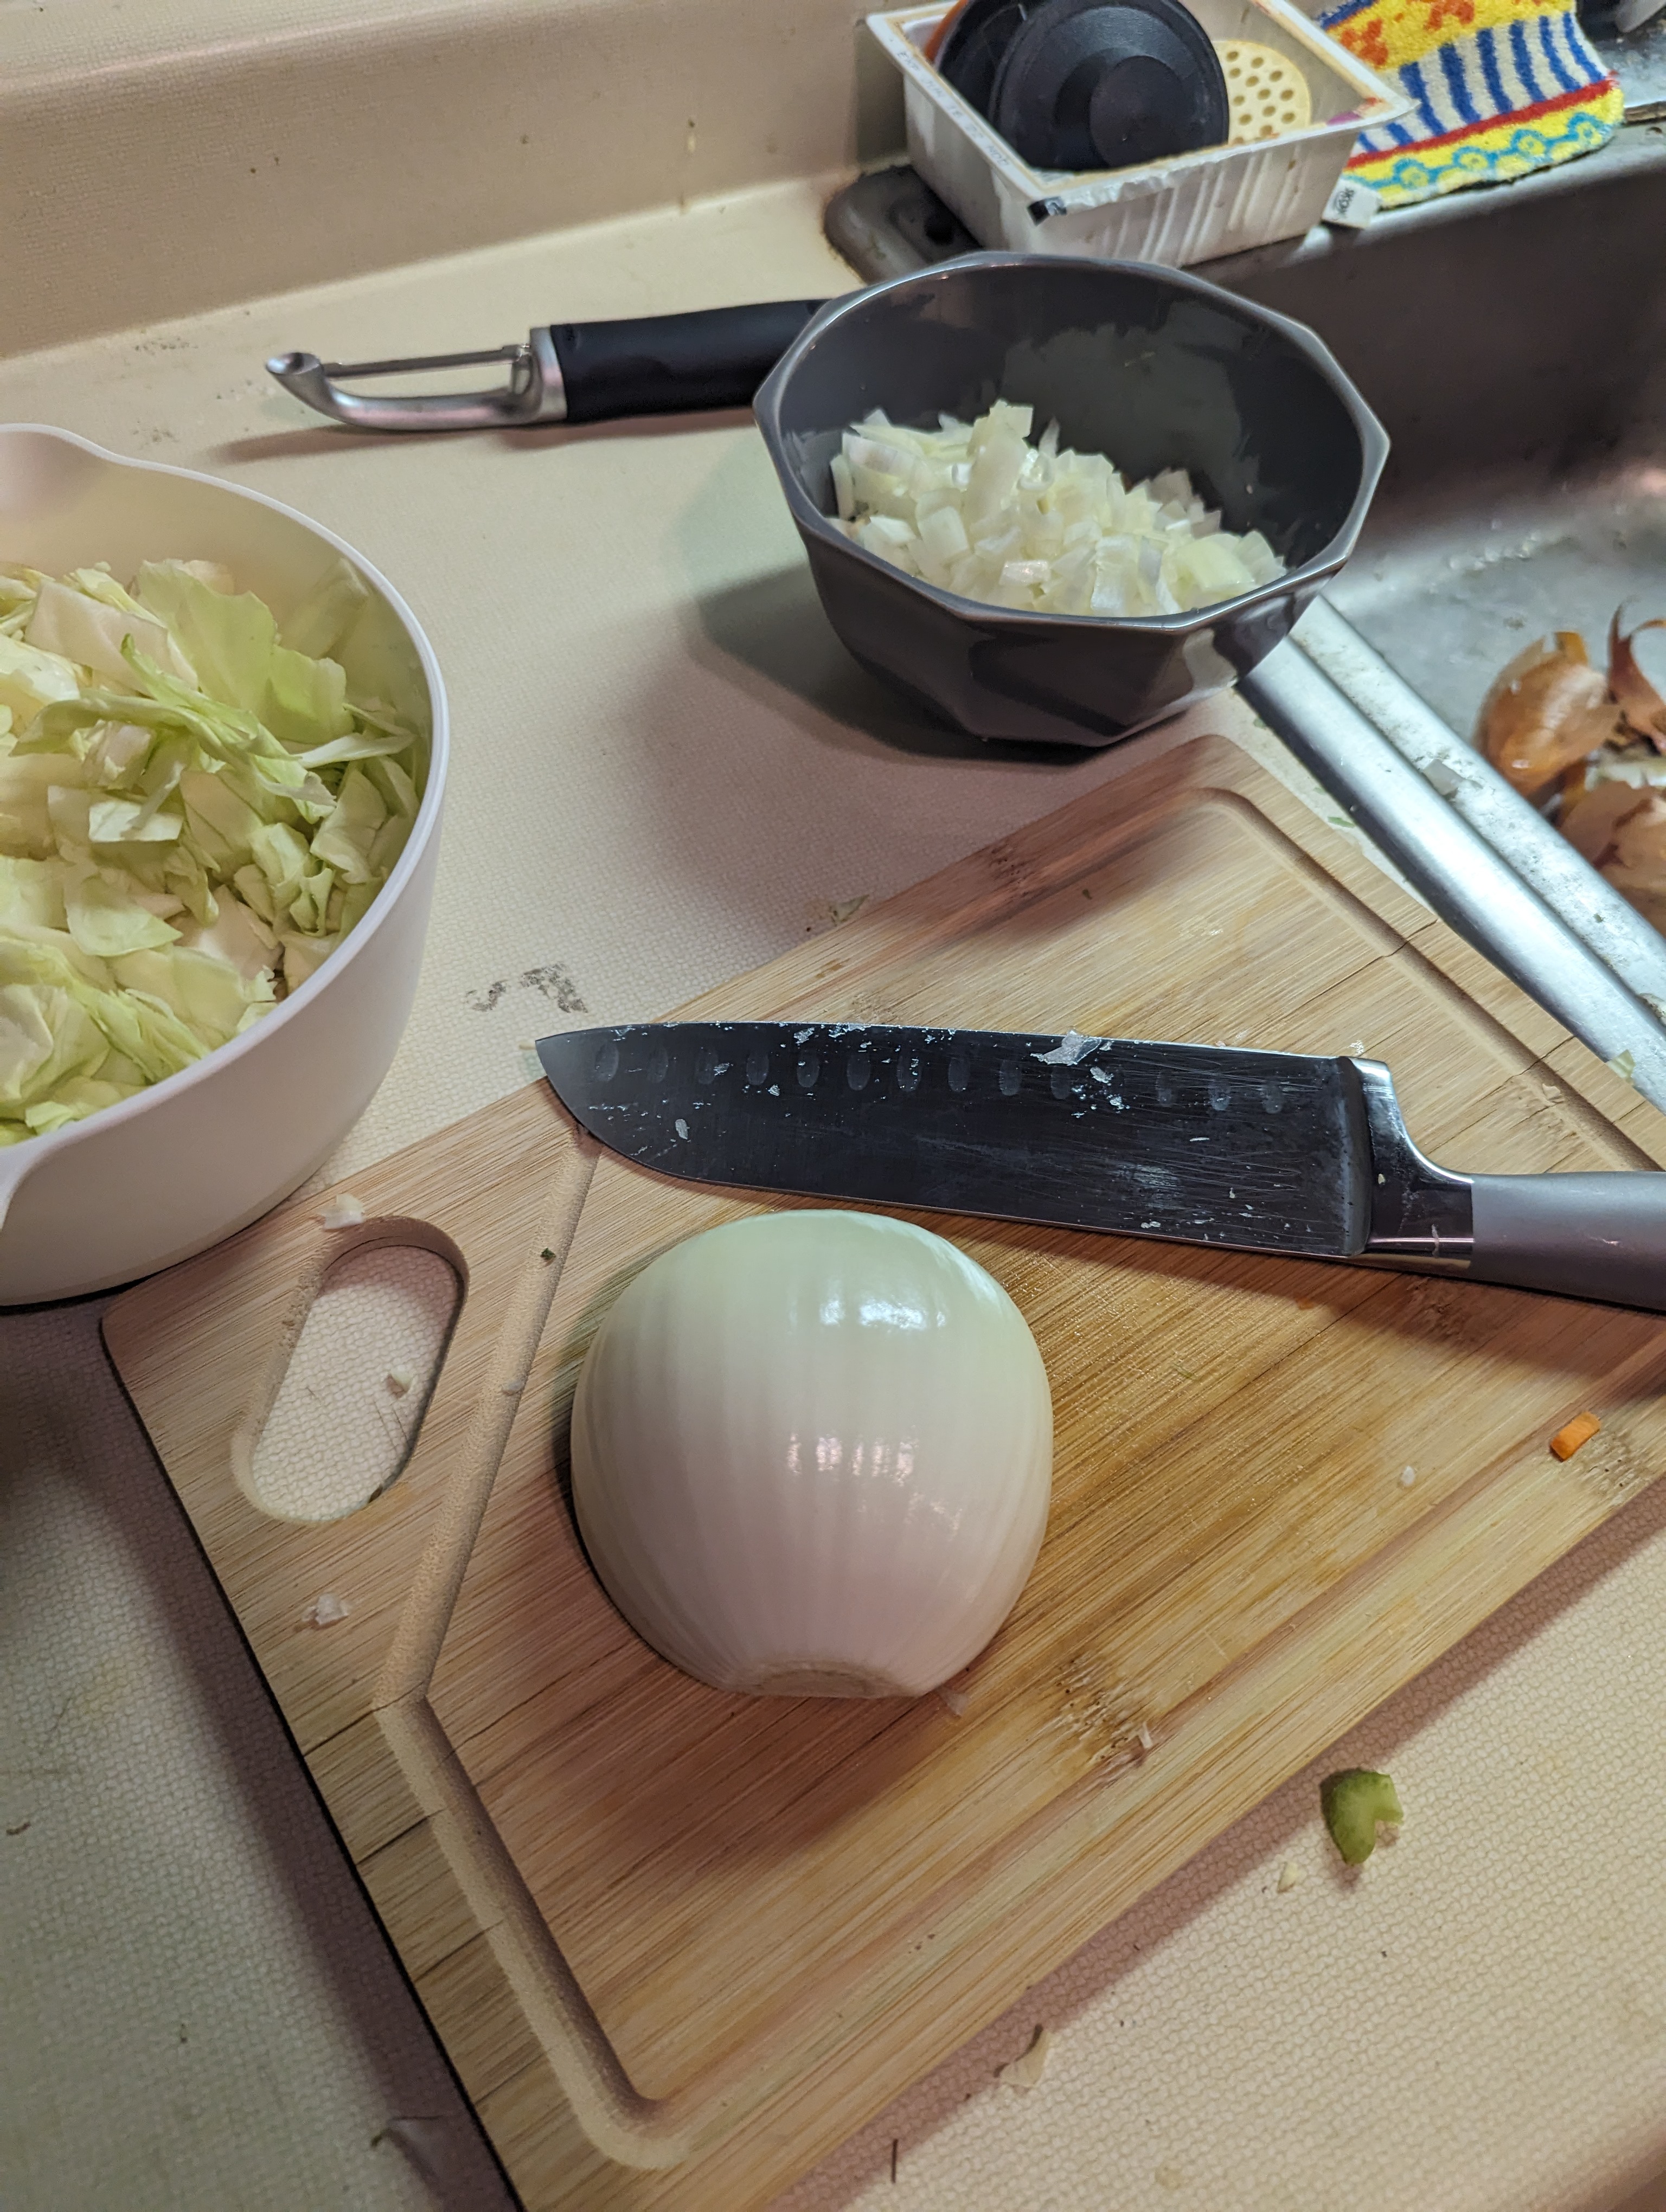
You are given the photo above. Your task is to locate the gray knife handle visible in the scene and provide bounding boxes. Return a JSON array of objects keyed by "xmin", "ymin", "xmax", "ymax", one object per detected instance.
[{"xmin": 1469, "ymin": 1172, "xmax": 1666, "ymax": 1311}]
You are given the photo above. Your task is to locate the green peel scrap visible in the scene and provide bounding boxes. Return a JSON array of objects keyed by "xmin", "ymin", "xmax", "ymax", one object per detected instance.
[
  {"xmin": 1320, "ymin": 1768, "xmax": 1404, "ymax": 1865},
  {"xmin": 0, "ymin": 555, "xmax": 422, "ymax": 1144}
]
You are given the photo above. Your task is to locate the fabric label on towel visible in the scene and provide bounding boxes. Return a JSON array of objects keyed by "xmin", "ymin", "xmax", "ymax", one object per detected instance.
[{"xmin": 1322, "ymin": 176, "xmax": 1381, "ymax": 225}]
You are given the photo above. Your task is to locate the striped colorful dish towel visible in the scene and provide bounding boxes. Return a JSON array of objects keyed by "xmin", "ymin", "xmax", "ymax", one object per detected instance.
[{"xmin": 1318, "ymin": 0, "xmax": 1623, "ymax": 205}]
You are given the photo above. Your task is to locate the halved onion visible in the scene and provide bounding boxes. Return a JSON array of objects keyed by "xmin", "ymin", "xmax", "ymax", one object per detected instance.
[{"xmin": 570, "ymin": 1210, "xmax": 1053, "ymax": 1698}]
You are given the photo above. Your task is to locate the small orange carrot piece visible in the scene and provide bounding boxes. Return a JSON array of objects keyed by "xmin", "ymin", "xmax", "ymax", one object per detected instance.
[{"xmin": 1550, "ymin": 1411, "xmax": 1601, "ymax": 1461}]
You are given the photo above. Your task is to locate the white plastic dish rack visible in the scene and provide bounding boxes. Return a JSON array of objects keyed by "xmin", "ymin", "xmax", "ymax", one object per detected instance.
[{"xmin": 866, "ymin": 0, "xmax": 1409, "ymax": 265}]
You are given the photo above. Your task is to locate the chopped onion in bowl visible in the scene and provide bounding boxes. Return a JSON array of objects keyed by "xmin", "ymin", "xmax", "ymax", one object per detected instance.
[{"xmin": 831, "ymin": 401, "xmax": 1285, "ymax": 618}]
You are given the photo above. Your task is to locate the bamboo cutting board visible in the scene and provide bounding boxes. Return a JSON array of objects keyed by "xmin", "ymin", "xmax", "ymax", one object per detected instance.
[{"xmin": 105, "ymin": 730, "xmax": 1666, "ymax": 2211}]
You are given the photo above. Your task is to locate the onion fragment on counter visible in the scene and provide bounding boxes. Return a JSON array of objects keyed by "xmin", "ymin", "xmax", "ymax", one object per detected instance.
[
  {"xmin": 832, "ymin": 402, "xmax": 1285, "ymax": 618},
  {"xmin": 996, "ymin": 2026, "xmax": 1053, "ymax": 2091},
  {"xmin": 1319, "ymin": 1767, "xmax": 1402, "ymax": 1865}
]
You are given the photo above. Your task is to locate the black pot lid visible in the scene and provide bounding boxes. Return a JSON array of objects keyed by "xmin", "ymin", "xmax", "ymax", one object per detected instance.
[
  {"xmin": 988, "ymin": 0, "xmax": 1230, "ymax": 172},
  {"xmin": 936, "ymin": 0, "xmax": 1044, "ymax": 122}
]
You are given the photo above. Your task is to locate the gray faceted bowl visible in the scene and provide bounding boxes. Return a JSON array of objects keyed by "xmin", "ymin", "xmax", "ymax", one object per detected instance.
[{"xmin": 754, "ymin": 253, "xmax": 1387, "ymax": 749}]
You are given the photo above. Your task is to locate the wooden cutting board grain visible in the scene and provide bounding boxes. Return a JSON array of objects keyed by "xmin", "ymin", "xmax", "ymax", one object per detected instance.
[{"xmin": 104, "ymin": 726, "xmax": 1666, "ymax": 2210}]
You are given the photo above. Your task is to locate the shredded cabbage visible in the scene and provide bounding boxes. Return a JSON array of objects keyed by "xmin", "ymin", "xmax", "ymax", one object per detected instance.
[
  {"xmin": 0, "ymin": 556, "xmax": 421, "ymax": 1145},
  {"xmin": 833, "ymin": 401, "xmax": 1285, "ymax": 618}
]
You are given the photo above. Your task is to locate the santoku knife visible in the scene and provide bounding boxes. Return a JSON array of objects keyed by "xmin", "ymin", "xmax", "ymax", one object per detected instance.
[{"xmin": 537, "ymin": 1021, "xmax": 1666, "ymax": 1313}]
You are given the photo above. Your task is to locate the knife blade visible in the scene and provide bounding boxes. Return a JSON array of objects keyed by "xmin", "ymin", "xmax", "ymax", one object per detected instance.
[
  {"xmin": 537, "ymin": 1021, "xmax": 1666, "ymax": 1311},
  {"xmin": 540, "ymin": 1020, "xmax": 1374, "ymax": 1253}
]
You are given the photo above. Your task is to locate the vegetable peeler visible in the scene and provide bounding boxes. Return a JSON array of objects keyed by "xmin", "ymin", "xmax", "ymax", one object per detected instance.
[{"xmin": 266, "ymin": 299, "xmax": 829, "ymax": 433}]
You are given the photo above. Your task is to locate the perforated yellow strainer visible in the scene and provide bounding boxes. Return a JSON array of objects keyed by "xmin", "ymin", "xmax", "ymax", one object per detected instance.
[{"xmin": 1215, "ymin": 40, "xmax": 1312, "ymax": 142}]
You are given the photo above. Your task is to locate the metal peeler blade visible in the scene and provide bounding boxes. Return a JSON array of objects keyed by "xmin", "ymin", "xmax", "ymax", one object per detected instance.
[
  {"xmin": 267, "ymin": 297, "xmax": 829, "ymax": 434},
  {"xmin": 266, "ymin": 329, "xmax": 567, "ymax": 432}
]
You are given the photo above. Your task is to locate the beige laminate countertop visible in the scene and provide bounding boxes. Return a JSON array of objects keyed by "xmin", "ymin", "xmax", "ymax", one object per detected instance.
[{"xmin": 4, "ymin": 153, "xmax": 1666, "ymax": 2212}]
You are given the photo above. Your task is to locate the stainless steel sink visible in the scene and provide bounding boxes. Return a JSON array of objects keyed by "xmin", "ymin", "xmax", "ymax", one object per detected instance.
[
  {"xmin": 826, "ymin": 131, "xmax": 1666, "ymax": 1102},
  {"xmin": 1220, "ymin": 130, "xmax": 1666, "ymax": 743}
]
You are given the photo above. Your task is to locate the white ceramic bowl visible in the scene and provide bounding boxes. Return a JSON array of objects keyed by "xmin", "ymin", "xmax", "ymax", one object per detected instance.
[{"xmin": 0, "ymin": 426, "xmax": 448, "ymax": 1304}]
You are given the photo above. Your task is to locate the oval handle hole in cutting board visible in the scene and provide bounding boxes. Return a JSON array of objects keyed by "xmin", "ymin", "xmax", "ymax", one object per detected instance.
[{"xmin": 244, "ymin": 1233, "xmax": 464, "ymax": 1523}]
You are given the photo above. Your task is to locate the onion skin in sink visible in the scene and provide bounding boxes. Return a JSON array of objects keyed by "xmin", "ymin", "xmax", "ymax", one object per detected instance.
[
  {"xmin": 1485, "ymin": 609, "xmax": 1666, "ymax": 936},
  {"xmin": 1564, "ymin": 786, "xmax": 1666, "ymax": 933},
  {"xmin": 1477, "ymin": 631, "xmax": 1619, "ymax": 798},
  {"xmin": 1474, "ymin": 610, "xmax": 1666, "ymax": 928},
  {"xmin": 1608, "ymin": 610, "xmax": 1666, "ymax": 749},
  {"xmin": 1560, "ymin": 779, "xmax": 1650, "ymax": 867}
]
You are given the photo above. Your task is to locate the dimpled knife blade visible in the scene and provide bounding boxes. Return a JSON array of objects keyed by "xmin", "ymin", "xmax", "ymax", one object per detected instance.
[{"xmin": 536, "ymin": 1022, "xmax": 1374, "ymax": 1256}]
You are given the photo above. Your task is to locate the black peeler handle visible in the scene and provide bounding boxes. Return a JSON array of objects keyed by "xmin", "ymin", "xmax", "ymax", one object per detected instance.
[{"xmin": 547, "ymin": 300, "xmax": 828, "ymax": 423}]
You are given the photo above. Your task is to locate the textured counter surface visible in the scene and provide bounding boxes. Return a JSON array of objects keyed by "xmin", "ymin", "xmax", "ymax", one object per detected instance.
[{"xmin": 4, "ymin": 151, "xmax": 1666, "ymax": 2212}]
